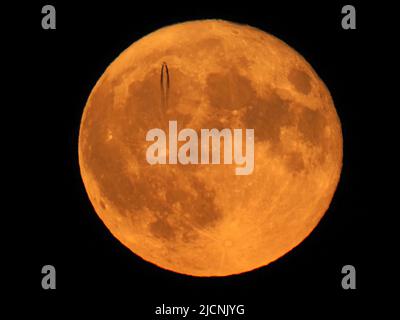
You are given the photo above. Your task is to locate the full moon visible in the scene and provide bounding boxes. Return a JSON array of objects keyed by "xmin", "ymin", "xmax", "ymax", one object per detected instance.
[{"xmin": 78, "ymin": 20, "xmax": 342, "ymax": 276}]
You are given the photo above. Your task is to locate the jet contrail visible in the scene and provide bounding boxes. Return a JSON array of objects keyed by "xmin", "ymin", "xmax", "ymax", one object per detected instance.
[{"xmin": 160, "ymin": 62, "xmax": 169, "ymax": 110}]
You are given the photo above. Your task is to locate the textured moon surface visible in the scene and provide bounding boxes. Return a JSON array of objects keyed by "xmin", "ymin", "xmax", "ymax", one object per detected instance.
[{"xmin": 78, "ymin": 20, "xmax": 342, "ymax": 276}]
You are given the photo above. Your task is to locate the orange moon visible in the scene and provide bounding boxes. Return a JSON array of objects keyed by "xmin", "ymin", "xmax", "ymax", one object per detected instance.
[{"xmin": 78, "ymin": 20, "xmax": 342, "ymax": 276}]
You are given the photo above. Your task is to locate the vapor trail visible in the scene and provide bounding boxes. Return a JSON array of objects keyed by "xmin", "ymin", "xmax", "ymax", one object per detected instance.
[{"xmin": 160, "ymin": 62, "xmax": 170, "ymax": 111}]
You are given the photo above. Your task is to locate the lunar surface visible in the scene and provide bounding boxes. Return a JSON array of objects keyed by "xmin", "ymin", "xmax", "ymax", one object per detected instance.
[{"xmin": 78, "ymin": 20, "xmax": 342, "ymax": 276}]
